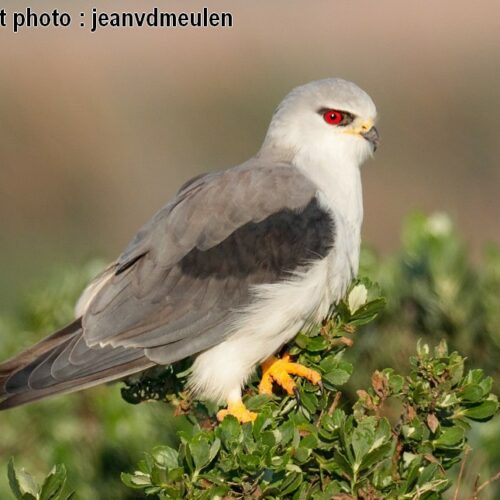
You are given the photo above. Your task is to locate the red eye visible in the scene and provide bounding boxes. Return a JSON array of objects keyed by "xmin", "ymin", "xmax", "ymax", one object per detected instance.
[{"xmin": 323, "ymin": 109, "xmax": 344, "ymax": 125}]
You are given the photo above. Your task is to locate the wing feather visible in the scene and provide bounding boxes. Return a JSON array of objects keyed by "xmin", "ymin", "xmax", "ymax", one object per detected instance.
[{"xmin": 83, "ymin": 162, "xmax": 324, "ymax": 355}]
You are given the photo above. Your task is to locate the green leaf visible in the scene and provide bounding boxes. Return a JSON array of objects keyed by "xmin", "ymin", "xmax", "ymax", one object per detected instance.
[
  {"xmin": 319, "ymin": 355, "xmax": 338, "ymax": 372},
  {"xmin": 294, "ymin": 333, "xmax": 311, "ymax": 349},
  {"xmin": 402, "ymin": 418, "xmax": 425, "ymax": 441},
  {"xmin": 39, "ymin": 464, "xmax": 67, "ymax": 500},
  {"xmin": 372, "ymin": 417, "xmax": 392, "ymax": 446},
  {"xmin": 278, "ymin": 420, "xmax": 296, "ymax": 446},
  {"xmin": 138, "ymin": 455, "xmax": 154, "ymax": 474},
  {"xmin": 322, "ymin": 360, "xmax": 353, "ymax": 387},
  {"xmin": 279, "ymin": 471, "xmax": 303, "ymax": 496},
  {"xmin": 190, "ymin": 439, "xmax": 211, "ymax": 470},
  {"xmin": 293, "ymin": 447, "xmax": 310, "ymax": 463},
  {"xmin": 150, "ymin": 465, "xmax": 168, "ymax": 485},
  {"xmin": 386, "ymin": 373, "xmax": 405, "ymax": 394},
  {"xmin": 460, "ymin": 399, "xmax": 499, "ymax": 421},
  {"xmin": 448, "ymin": 353, "xmax": 465, "ymax": 385},
  {"xmin": 348, "ymin": 297, "xmax": 386, "ymax": 325},
  {"xmin": 209, "ymin": 438, "xmax": 221, "ymax": 463},
  {"xmin": 7, "ymin": 459, "xmax": 23, "ymax": 500},
  {"xmin": 246, "ymin": 394, "xmax": 272, "ymax": 413},
  {"xmin": 217, "ymin": 415, "xmax": 242, "ymax": 447},
  {"xmin": 151, "ymin": 446, "xmax": 179, "ymax": 469},
  {"xmin": 433, "ymin": 426, "xmax": 465, "ymax": 447},
  {"xmin": 120, "ymin": 472, "xmax": 152, "ymax": 489},
  {"xmin": 360, "ymin": 441, "xmax": 393, "ymax": 471},
  {"xmin": 7, "ymin": 459, "xmax": 39, "ymax": 500},
  {"xmin": 252, "ymin": 412, "xmax": 272, "ymax": 437},
  {"xmin": 331, "ymin": 451, "xmax": 352, "ymax": 477},
  {"xmin": 464, "ymin": 369, "xmax": 484, "ymax": 385},
  {"xmin": 299, "ymin": 433, "xmax": 319, "ymax": 450},
  {"xmin": 304, "ymin": 335, "xmax": 329, "ymax": 352},
  {"xmin": 351, "ymin": 418, "xmax": 377, "ymax": 468},
  {"xmin": 459, "ymin": 384, "xmax": 485, "ymax": 403},
  {"xmin": 298, "ymin": 391, "xmax": 318, "ymax": 414},
  {"xmin": 479, "ymin": 376, "xmax": 493, "ymax": 396},
  {"xmin": 323, "ymin": 368, "xmax": 352, "ymax": 386},
  {"xmin": 166, "ymin": 467, "xmax": 184, "ymax": 483},
  {"xmin": 260, "ymin": 430, "xmax": 277, "ymax": 447}
]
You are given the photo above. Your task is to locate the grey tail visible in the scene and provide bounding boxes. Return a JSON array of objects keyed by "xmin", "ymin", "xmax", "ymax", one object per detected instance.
[{"xmin": 0, "ymin": 319, "xmax": 152, "ymax": 410}]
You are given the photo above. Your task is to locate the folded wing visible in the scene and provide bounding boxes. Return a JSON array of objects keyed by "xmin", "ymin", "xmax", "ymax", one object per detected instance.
[{"xmin": 0, "ymin": 160, "xmax": 335, "ymax": 409}]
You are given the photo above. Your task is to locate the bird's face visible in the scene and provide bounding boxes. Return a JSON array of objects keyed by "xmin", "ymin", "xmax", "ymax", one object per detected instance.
[{"xmin": 263, "ymin": 78, "xmax": 379, "ymax": 167}]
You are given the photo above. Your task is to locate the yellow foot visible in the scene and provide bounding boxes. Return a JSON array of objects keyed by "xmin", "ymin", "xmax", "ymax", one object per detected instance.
[
  {"xmin": 217, "ymin": 400, "xmax": 257, "ymax": 423},
  {"xmin": 259, "ymin": 353, "xmax": 322, "ymax": 396}
]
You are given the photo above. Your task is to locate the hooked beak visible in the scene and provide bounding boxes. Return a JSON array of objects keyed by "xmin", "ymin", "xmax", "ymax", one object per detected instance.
[{"xmin": 362, "ymin": 126, "xmax": 380, "ymax": 151}]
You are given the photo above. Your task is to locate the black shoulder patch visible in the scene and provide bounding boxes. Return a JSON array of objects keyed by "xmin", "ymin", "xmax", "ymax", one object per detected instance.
[{"xmin": 180, "ymin": 198, "xmax": 335, "ymax": 281}]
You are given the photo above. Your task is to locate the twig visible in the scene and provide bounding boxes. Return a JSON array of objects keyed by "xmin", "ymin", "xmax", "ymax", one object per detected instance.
[
  {"xmin": 315, "ymin": 389, "xmax": 341, "ymax": 425},
  {"xmin": 474, "ymin": 470, "xmax": 500, "ymax": 496},
  {"xmin": 412, "ymin": 479, "xmax": 449, "ymax": 499},
  {"xmin": 328, "ymin": 391, "xmax": 342, "ymax": 415},
  {"xmin": 453, "ymin": 446, "xmax": 471, "ymax": 500}
]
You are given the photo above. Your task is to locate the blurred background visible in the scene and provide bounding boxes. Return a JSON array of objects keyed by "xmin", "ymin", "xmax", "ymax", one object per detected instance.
[
  {"xmin": 0, "ymin": 0, "xmax": 499, "ymax": 498},
  {"xmin": 1, "ymin": 0, "xmax": 500, "ymax": 309}
]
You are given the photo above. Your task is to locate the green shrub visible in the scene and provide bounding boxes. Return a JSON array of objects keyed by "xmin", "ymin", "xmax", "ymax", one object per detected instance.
[
  {"xmin": 117, "ymin": 282, "xmax": 497, "ymax": 499},
  {"xmin": 3, "ymin": 213, "xmax": 500, "ymax": 499}
]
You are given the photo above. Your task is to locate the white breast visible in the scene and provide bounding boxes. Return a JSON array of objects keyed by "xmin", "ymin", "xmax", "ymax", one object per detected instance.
[{"xmin": 298, "ymin": 146, "xmax": 364, "ymax": 309}]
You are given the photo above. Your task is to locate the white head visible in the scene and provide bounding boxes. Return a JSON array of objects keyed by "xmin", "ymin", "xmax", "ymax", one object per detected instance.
[{"xmin": 260, "ymin": 78, "xmax": 378, "ymax": 167}]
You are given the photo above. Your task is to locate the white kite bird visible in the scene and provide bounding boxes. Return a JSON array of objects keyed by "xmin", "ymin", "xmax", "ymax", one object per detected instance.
[{"xmin": 0, "ymin": 78, "xmax": 379, "ymax": 422}]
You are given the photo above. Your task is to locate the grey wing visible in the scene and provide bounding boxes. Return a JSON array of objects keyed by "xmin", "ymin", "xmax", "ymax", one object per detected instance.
[
  {"xmin": 83, "ymin": 161, "xmax": 334, "ymax": 364},
  {"xmin": 0, "ymin": 160, "xmax": 335, "ymax": 409}
]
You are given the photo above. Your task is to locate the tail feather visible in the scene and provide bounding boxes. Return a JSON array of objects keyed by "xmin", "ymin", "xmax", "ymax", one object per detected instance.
[
  {"xmin": 0, "ymin": 357, "xmax": 152, "ymax": 410},
  {"xmin": 0, "ymin": 319, "xmax": 153, "ymax": 410},
  {"xmin": 0, "ymin": 319, "xmax": 82, "ymax": 375}
]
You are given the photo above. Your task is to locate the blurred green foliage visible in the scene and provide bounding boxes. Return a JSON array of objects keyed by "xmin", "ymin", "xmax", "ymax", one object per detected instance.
[
  {"xmin": 1, "ymin": 213, "xmax": 499, "ymax": 499},
  {"xmin": 0, "ymin": 261, "xmax": 182, "ymax": 499}
]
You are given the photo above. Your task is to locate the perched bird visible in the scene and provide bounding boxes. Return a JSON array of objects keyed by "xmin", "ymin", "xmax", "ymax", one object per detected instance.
[{"xmin": 0, "ymin": 78, "xmax": 379, "ymax": 422}]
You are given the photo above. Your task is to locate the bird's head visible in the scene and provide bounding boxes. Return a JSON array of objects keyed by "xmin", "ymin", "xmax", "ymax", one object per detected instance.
[{"xmin": 261, "ymin": 78, "xmax": 379, "ymax": 167}]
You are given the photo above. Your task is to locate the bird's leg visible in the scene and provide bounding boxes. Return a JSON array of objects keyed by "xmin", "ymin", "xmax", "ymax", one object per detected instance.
[
  {"xmin": 259, "ymin": 353, "xmax": 321, "ymax": 397},
  {"xmin": 216, "ymin": 388, "xmax": 257, "ymax": 423}
]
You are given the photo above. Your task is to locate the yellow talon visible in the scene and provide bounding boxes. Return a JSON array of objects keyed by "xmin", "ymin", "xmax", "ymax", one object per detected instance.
[
  {"xmin": 217, "ymin": 400, "xmax": 257, "ymax": 423},
  {"xmin": 216, "ymin": 354, "xmax": 321, "ymax": 423},
  {"xmin": 258, "ymin": 353, "xmax": 321, "ymax": 396}
]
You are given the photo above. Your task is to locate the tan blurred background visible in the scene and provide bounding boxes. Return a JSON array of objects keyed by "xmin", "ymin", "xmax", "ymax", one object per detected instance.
[{"xmin": 1, "ymin": 0, "xmax": 499, "ymax": 311}]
